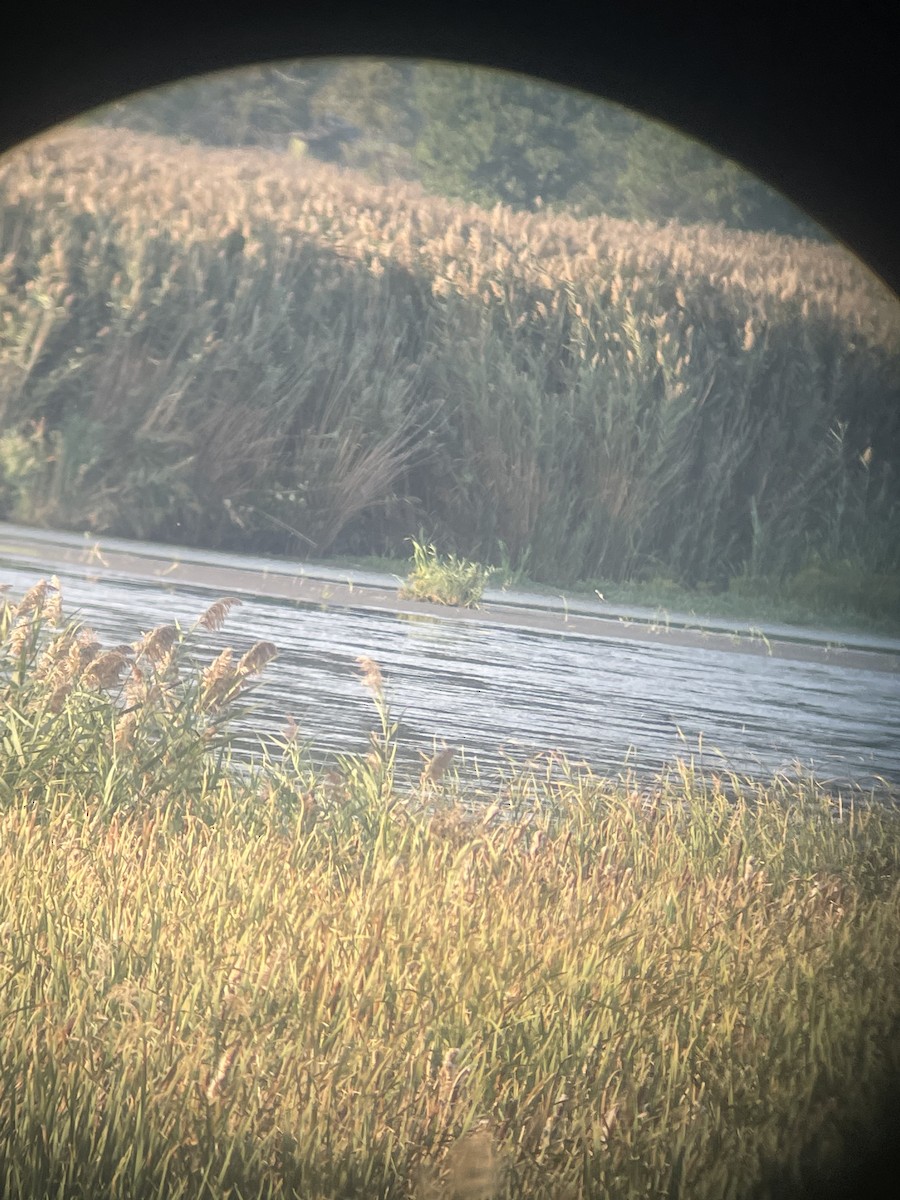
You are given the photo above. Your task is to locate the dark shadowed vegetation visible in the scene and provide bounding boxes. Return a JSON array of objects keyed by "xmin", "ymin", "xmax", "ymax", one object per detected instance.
[{"xmin": 1, "ymin": 122, "xmax": 898, "ymax": 621}]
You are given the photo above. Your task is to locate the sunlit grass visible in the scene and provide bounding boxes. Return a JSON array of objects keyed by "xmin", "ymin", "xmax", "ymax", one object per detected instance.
[
  {"xmin": 399, "ymin": 540, "xmax": 491, "ymax": 608},
  {"xmin": 1, "ymin": 580, "xmax": 899, "ymax": 1199},
  {"xmin": 1, "ymin": 126, "xmax": 898, "ymax": 600}
]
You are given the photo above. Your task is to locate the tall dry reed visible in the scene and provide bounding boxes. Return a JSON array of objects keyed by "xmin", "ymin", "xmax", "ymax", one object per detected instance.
[{"xmin": 1, "ymin": 126, "xmax": 898, "ymax": 590}]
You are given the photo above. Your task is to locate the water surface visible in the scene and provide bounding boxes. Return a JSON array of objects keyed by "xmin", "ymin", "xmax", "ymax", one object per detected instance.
[{"xmin": 2, "ymin": 534, "xmax": 898, "ymax": 792}]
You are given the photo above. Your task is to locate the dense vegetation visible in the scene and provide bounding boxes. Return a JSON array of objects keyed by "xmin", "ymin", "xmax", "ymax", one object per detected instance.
[
  {"xmin": 1, "ymin": 123, "xmax": 898, "ymax": 615},
  {"xmin": 400, "ymin": 540, "xmax": 491, "ymax": 607},
  {"xmin": 2, "ymin": 579, "xmax": 899, "ymax": 1199}
]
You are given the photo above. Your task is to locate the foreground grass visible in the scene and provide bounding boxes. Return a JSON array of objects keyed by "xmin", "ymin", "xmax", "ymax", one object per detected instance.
[{"xmin": 2, "ymin": 579, "xmax": 900, "ymax": 1199}]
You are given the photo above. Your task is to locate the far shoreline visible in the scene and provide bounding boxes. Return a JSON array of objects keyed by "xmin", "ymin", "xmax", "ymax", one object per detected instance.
[{"xmin": 2, "ymin": 522, "xmax": 899, "ymax": 676}]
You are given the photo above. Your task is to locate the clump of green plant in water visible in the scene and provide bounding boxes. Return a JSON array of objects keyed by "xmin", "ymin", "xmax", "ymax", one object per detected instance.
[
  {"xmin": 399, "ymin": 538, "xmax": 490, "ymax": 607},
  {"xmin": 2, "ymin": 578, "xmax": 900, "ymax": 1199}
]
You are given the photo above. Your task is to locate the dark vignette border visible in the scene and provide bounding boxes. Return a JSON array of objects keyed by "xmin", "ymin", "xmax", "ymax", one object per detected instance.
[{"xmin": 1, "ymin": 4, "xmax": 898, "ymax": 1198}]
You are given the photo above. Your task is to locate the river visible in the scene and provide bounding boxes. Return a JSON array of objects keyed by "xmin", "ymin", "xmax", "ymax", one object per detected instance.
[{"xmin": 2, "ymin": 522, "xmax": 898, "ymax": 793}]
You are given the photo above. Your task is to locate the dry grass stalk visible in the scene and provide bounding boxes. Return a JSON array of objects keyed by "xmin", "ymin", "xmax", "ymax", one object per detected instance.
[
  {"xmin": 113, "ymin": 710, "xmax": 138, "ymax": 748},
  {"xmin": 134, "ymin": 625, "xmax": 178, "ymax": 664},
  {"xmin": 0, "ymin": 647, "xmax": 899, "ymax": 1200},
  {"xmin": 205, "ymin": 1041, "xmax": 240, "ymax": 1104},
  {"xmin": 83, "ymin": 649, "xmax": 131, "ymax": 690},
  {"xmin": 437, "ymin": 1048, "xmax": 469, "ymax": 1109},
  {"xmin": 356, "ymin": 655, "xmax": 384, "ymax": 697},
  {"xmin": 7, "ymin": 620, "xmax": 35, "ymax": 658},
  {"xmin": 14, "ymin": 579, "xmax": 48, "ymax": 619},
  {"xmin": 420, "ymin": 746, "xmax": 456, "ymax": 786},
  {"xmin": 34, "ymin": 632, "xmax": 76, "ymax": 681},
  {"xmin": 67, "ymin": 634, "xmax": 102, "ymax": 676},
  {"xmin": 42, "ymin": 579, "xmax": 63, "ymax": 626},
  {"xmin": 198, "ymin": 597, "xmax": 242, "ymax": 632},
  {"xmin": 237, "ymin": 640, "xmax": 278, "ymax": 676},
  {"xmin": 200, "ymin": 647, "xmax": 238, "ymax": 712}
]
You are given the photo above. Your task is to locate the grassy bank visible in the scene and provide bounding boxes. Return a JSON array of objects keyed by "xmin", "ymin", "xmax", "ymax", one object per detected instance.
[
  {"xmin": 2, "ymin": 578, "xmax": 900, "ymax": 1198},
  {"xmin": 1, "ymin": 126, "xmax": 899, "ymax": 603},
  {"xmin": 327, "ymin": 549, "xmax": 900, "ymax": 636}
]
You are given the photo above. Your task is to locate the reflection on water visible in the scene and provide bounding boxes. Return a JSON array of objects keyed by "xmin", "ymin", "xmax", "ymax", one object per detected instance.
[{"xmin": 2, "ymin": 555, "xmax": 899, "ymax": 792}]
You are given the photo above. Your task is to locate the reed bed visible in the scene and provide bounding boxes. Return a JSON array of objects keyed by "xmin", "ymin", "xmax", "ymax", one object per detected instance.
[
  {"xmin": 1, "ymin": 127, "xmax": 898, "ymax": 601},
  {"xmin": 2, "ymin": 579, "xmax": 899, "ymax": 1198}
]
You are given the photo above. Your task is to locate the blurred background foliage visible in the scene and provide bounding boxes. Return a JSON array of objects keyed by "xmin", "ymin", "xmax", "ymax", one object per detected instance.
[{"xmin": 87, "ymin": 59, "xmax": 823, "ymax": 238}]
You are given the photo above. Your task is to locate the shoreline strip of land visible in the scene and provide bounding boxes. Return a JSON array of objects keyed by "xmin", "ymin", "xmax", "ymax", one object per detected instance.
[{"xmin": 2, "ymin": 524, "xmax": 898, "ymax": 675}]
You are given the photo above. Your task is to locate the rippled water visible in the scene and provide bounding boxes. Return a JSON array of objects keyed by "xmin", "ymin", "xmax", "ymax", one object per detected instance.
[{"xmin": 3, "ymin": 546, "xmax": 899, "ymax": 792}]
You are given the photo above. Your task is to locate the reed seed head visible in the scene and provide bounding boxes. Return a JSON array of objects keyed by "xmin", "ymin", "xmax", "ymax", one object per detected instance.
[
  {"xmin": 237, "ymin": 640, "xmax": 278, "ymax": 676},
  {"xmin": 14, "ymin": 579, "xmax": 48, "ymax": 619},
  {"xmin": 201, "ymin": 648, "xmax": 238, "ymax": 712},
  {"xmin": 198, "ymin": 597, "xmax": 242, "ymax": 632},
  {"xmin": 114, "ymin": 710, "xmax": 138, "ymax": 748},
  {"xmin": 7, "ymin": 621, "xmax": 34, "ymax": 658},
  {"xmin": 83, "ymin": 649, "xmax": 131, "ymax": 689},
  {"xmin": 134, "ymin": 624, "xmax": 178, "ymax": 663},
  {"xmin": 356, "ymin": 655, "xmax": 384, "ymax": 696},
  {"xmin": 420, "ymin": 746, "xmax": 456, "ymax": 785}
]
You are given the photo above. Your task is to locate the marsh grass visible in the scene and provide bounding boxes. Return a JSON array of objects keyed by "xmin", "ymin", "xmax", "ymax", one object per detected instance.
[
  {"xmin": 1, "ymin": 581, "xmax": 900, "ymax": 1199},
  {"xmin": 400, "ymin": 540, "xmax": 491, "ymax": 607},
  {"xmin": 1, "ymin": 127, "xmax": 898, "ymax": 598}
]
